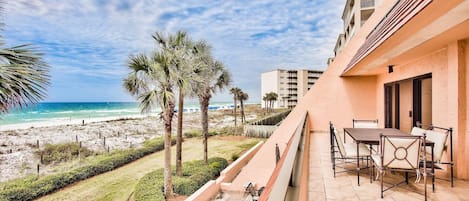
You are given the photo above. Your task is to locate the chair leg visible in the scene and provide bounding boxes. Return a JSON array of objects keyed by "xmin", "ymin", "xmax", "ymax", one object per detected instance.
[
  {"xmin": 424, "ymin": 170, "xmax": 427, "ymax": 201},
  {"xmin": 432, "ymin": 170, "xmax": 435, "ymax": 192},
  {"xmin": 451, "ymin": 163, "xmax": 454, "ymax": 187},
  {"xmin": 405, "ymin": 172, "xmax": 409, "ymax": 184},
  {"xmin": 369, "ymin": 160, "xmax": 373, "ymax": 184},
  {"xmin": 381, "ymin": 170, "xmax": 384, "ymax": 199},
  {"xmin": 333, "ymin": 157, "xmax": 336, "ymax": 178}
]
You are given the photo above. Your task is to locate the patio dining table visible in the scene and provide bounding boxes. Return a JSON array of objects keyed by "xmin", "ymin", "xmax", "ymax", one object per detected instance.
[{"xmin": 343, "ymin": 128, "xmax": 435, "ymax": 186}]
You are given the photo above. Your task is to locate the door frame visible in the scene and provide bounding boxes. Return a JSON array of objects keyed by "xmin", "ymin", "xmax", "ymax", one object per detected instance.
[
  {"xmin": 384, "ymin": 73, "xmax": 431, "ymax": 129},
  {"xmin": 412, "ymin": 73, "xmax": 432, "ymax": 127}
]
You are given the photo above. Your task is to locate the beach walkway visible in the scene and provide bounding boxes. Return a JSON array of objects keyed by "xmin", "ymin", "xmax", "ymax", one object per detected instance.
[{"xmin": 35, "ymin": 136, "xmax": 258, "ymax": 201}]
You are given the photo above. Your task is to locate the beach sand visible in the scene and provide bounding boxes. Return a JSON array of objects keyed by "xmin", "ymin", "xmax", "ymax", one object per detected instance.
[{"xmin": 0, "ymin": 110, "xmax": 255, "ymax": 182}]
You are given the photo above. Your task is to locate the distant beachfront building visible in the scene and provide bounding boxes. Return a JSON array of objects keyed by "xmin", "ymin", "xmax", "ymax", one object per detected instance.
[
  {"xmin": 261, "ymin": 69, "xmax": 323, "ymax": 108},
  {"xmin": 328, "ymin": 0, "xmax": 379, "ymax": 65}
]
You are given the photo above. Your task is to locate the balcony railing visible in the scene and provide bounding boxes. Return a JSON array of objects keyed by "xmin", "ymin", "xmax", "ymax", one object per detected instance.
[
  {"xmin": 259, "ymin": 111, "xmax": 310, "ymax": 200},
  {"xmin": 361, "ymin": 0, "xmax": 374, "ymax": 8}
]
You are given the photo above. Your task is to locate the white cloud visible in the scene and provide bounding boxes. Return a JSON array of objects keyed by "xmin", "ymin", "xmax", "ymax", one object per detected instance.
[{"xmin": 3, "ymin": 0, "xmax": 345, "ymax": 102}]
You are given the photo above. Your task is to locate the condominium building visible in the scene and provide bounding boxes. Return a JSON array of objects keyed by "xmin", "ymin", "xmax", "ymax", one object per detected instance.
[
  {"xmin": 190, "ymin": 1, "xmax": 469, "ymax": 200},
  {"xmin": 261, "ymin": 69, "xmax": 323, "ymax": 108},
  {"xmin": 328, "ymin": 0, "xmax": 379, "ymax": 65}
]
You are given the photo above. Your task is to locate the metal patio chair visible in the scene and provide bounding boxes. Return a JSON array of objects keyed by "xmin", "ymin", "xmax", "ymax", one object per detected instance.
[
  {"xmin": 353, "ymin": 119, "xmax": 379, "ymax": 152},
  {"xmin": 411, "ymin": 124, "xmax": 454, "ymax": 189},
  {"xmin": 330, "ymin": 122, "xmax": 370, "ymax": 177},
  {"xmin": 352, "ymin": 119, "xmax": 378, "ymax": 128},
  {"xmin": 371, "ymin": 134, "xmax": 427, "ymax": 200}
]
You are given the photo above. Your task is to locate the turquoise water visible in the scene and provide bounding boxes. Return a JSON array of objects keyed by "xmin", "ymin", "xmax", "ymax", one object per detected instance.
[{"xmin": 0, "ymin": 102, "xmax": 234, "ymax": 126}]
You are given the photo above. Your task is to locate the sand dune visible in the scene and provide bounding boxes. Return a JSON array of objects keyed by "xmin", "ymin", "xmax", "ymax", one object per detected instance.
[{"xmin": 0, "ymin": 110, "xmax": 246, "ymax": 182}]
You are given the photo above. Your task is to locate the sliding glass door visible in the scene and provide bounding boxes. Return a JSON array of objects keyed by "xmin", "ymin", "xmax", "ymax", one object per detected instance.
[{"xmin": 384, "ymin": 74, "xmax": 432, "ymax": 131}]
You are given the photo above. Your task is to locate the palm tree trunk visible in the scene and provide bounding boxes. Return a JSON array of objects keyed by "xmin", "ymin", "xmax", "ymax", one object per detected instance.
[
  {"xmin": 233, "ymin": 97, "xmax": 237, "ymax": 127},
  {"xmin": 268, "ymin": 100, "xmax": 271, "ymax": 113},
  {"xmin": 200, "ymin": 96, "xmax": 210, "ymax": 164},
  {"xmin": 163, "ymin": 106, "xmax": 174, "ymax": 198},
  {"xmin": 176, "ymin": 88, "xmax": 184, "ymax": 177},
  {"xmin": 240, "ymin": 99, "xmax": 245, "ymax": 124}
]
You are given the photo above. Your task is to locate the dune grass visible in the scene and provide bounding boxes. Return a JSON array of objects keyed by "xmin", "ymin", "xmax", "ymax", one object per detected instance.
[{"xmin": 35, "ymin": 136, "xmax": 259, "ymax": 201}]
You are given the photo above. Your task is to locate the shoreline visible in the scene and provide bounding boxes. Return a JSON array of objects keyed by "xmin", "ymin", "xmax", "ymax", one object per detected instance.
[
  {"xmin": 0, "ymin": 110, "xmax": 245, "ymax": 182},
  {"xmin": 0, "ymin": 114, "xmax": 150, "ymax": 131},
  {"xmin": 0, "ymin": 102, "xmax": 261, "ymax": 132}
]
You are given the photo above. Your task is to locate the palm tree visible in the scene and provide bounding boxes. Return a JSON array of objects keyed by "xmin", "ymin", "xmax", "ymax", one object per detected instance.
[
  {"xmin": 239, "ymin": 91, "xmax": 249, "ymax": 124},
  {"xmin": 263, "ymin": 92, "xmax": 278, "ymax": 112},
  {"xmin": 229, "ymin": 87, "xmax": 241, "ymax": 127},
  {"xmin": 193, "ymin": 41, "xmax": 231, "ymax": 164},
  {"xmin": 123, "ymin": 41, "xmax": 177, "ymax": 198},
  {"xmin": 269, "ymin": 92, "xmax": 278, "ymax": 111},
  {"xmin": 262, "ymin": 95, "xmax": 268, "ymax": 111},
  {"xmin": 0, "ymin": 44, "xmax": 50, "ymax": 113},
  {"xmin": 153, "ymin": 31, "xmax": 195, "ymax": 177}
]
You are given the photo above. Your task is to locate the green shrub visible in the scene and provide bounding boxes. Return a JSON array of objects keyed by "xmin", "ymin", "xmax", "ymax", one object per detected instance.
[
  {"xmin": 184, "ymin": 129, "xmax": 218, "ymax": 138},
  {"xmin": 208, "ymin": 130, "xmax": 218, "ymax": 137},
  {"xmin": 231, "ymin": 153, "xmax": 240, "ymax": 161},
  {"xmin": 216, "ymin": 126, "xmax": 243, "ymax": 135},
  {"xmin": 0, "ymin": 137, "xmax": 175, "ymax": 201},
  {"xmin": 248, "ymin": 110, "xmax": 291, "ymax": 125},
  {"xmin": 208, "ymin": 157, "xmax": 228, "ymax": 174},
  {"xmin": 183, "ymin": 129, "xmax": 201, "ymax": 138},
  {"xmin": 133, "ymin": 157, "xmax": 228, "ymax": 201},
  {"xmin": 133, "ymin": 169, "xmax": 165, "ymax": 201},
  {"xmin": 37, "ymin": 142, "xmax": 95, "ymax": 164},
  {"xmin": 173, "ymin": 177, "xmax": 198, "ymax": 195}
]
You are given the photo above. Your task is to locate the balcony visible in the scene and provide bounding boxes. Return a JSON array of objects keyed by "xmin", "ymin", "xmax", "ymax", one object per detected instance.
[
  {"xmin": 259, "ymin": 119, "xmax": 469, "ymax": 201},
  {"xmin": 307, "ymin": 132, "xmax": 469, "ymax": 200},
  {"xmin": 361, "ymin": 0, "xmax": 374, "ymax": 9},
  {"xmin": 187, "ymin": 109, "xmax": 469, "ymax": 200}
]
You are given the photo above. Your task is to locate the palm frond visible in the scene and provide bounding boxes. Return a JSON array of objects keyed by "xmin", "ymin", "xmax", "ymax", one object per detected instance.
[
  {"xmin": 137, "ymin": 89, "xmax": 158, "ymax": 114},
  {"xmin": 0, "ymin": 44, "xmax": 50, "ymax": 113},
  {"xmin": 215, "ymin": 68, "xmax": 231, "ymax": 92}
]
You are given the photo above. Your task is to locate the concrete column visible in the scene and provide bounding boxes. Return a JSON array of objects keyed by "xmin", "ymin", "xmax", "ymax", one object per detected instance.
[{"xmin": 447, "ymin": 40, "xmax": 467, "ymax": 179}]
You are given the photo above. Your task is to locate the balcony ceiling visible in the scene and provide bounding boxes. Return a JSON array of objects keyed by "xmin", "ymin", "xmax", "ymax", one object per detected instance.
[{"xmin": 342, "ymin": 0, "xmax": 469, "ymax": 76}]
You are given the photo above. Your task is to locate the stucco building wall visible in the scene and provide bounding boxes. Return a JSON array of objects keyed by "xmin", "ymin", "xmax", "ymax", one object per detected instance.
[{"xmin": 296, "ymin": 0, "xmax": 469, "ymax": 179}]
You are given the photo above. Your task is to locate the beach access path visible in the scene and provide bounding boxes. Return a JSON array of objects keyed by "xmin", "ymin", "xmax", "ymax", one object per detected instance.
[{"xmin": 35, "ymin": 136, "xmax": 259, "ymax": 201}]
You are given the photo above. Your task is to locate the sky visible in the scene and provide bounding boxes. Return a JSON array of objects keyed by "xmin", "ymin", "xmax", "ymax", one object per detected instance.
[{"xmin": 3, "ymin": 0, "xmax": 345, "ymax": 103}]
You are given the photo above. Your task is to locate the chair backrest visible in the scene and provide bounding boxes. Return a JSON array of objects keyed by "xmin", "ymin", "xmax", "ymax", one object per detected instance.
[
  {"xmin": 353, "ymin": 119, "xmax": 378, "ymax": 128},
  {"xmin": 380, "ymin": 135, "xmax": 423, "ymax": 170},
  {"xmin": 425, "ymin": 129, "xmax": 448, "ymax": 162},
  {"xmin": 331, "ymin": 125, "xmax": 346, "ymax": 157},
  {"xmin": 410, "ymin": 127, "xmax": 426, "ymax": 136},
  {"xmin": 329, "ymin": 122, "xmax": 334, "ymax": 147}
]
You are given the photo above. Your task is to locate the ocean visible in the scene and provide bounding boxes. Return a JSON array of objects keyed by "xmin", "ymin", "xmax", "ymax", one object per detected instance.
[{"xmin": 0, "ymin": 102, "xmax": 234, "ymax": 126}]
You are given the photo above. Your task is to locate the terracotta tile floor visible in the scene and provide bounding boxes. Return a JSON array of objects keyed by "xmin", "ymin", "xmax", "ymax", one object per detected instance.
[{"xmin": 309, "ymin": 132, "xmax": 469, "ymax": 201}]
